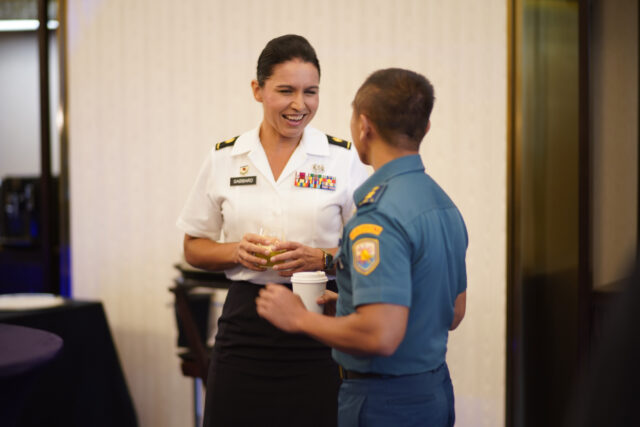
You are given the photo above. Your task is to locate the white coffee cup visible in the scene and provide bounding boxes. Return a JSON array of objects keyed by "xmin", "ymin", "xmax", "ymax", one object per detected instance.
[{"xmin": 291, "ymin": 271, "xmax": 328, "ymax": 314}]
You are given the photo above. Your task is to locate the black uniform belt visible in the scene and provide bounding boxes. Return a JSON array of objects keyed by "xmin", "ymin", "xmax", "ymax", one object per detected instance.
[{"xmin": 339, "ymin": 366, "xmax": 390, "ymax": 380}]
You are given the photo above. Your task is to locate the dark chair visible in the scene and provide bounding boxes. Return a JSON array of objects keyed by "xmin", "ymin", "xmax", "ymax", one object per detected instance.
[
  {"xmin": 170, "ymin": 284, "xmax": 212, "ymax": 383},
  {"xmin": 170, "ymin": 263, "xmax": 230, "ymax": 427}
]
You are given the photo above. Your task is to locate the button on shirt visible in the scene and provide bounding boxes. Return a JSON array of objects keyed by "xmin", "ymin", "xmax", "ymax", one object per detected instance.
[
  {"xmin": 332, "ymin": 155, "xmax": 468, "ymax": 376},
  {"xmin": 177, "ymin": 125, "xmax": 370, "ymax": 284}
]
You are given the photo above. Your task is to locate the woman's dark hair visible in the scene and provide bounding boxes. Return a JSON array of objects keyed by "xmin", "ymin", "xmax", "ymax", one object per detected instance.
[
  {"xmin": 256, "ymin": 34, "xmax": 320, "ymax": 87},
  {"xmin": 353, "ymin": 68, "xmax": 435, "ymax": 148}
]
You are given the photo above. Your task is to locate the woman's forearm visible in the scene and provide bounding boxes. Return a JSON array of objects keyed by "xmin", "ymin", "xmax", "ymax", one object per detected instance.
[{"xmin": 183, "ymin": 235, "xmax": 239, "ymax": 271}]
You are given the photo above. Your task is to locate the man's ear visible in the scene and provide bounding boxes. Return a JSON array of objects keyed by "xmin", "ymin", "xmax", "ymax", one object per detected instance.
[
  {"xmin": 251, "ymin": 80, "xmax": 262, "ymax": 102},
  {"xmin": 359, "ymin": 114, "xmax": 374, "ymax": 142}
]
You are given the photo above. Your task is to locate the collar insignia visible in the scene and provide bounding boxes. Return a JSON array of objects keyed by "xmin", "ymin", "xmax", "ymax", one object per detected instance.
[
  {"xmin": 215, "ymin": 136, "xmax": 238, "ymax": 150},
  {"xmin": 327, "ymin": 135, "xmax": 352, "ymax": 150},
  {"xmin": 358, "ymin": 184, "xmax": 386, "ymax": 207}
]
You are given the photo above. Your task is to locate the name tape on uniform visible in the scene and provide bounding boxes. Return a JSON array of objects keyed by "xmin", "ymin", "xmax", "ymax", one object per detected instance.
[{"xmin": 230, "ymin": 176, "xmax": 257, "ymax": 186}]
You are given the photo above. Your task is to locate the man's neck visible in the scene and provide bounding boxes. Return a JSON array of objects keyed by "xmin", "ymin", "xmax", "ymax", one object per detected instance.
[{"xmin": 368, "ymin": 138, "xmax": 419, "ymax": 171}]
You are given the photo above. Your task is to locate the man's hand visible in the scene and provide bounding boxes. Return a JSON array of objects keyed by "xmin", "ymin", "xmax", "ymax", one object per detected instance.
[
  {"xmin": 317, "ymin": 290, "xmax": 338, "ymax": 316},
  {"xmin": 256, "ymin": 284, "xmax": 308, "ymax": 333}
]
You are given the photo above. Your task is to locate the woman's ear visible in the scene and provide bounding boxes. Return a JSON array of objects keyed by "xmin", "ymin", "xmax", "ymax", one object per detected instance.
[{"xmin": 251, "ymin": 80, "xmax": 262, "ymax": 102}]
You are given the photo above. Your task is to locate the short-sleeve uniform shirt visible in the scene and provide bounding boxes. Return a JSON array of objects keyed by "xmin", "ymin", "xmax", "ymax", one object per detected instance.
[
  {"xmin": 177, "ymin": 125, "xmax": 370, "ymax": 284},
  {"xmin": 332, "ymin": 155, "xmax": 468, "ymax": 375}
]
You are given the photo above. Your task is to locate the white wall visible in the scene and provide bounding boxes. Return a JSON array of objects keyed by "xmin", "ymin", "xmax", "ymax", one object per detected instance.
[{"xmin": 67, "ymin": 1, "xmax": 506, "ymax": 426}]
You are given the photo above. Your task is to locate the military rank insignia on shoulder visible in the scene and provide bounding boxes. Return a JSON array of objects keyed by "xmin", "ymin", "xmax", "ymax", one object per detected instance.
[
  {"xmin": 326, "ymin": 135, "xmax": 352, "ymax": 150},
  {"xmin": 215, "ymin": 136, "xmax": 238, "ymax": 151},
  {"xmin": 358, "ymin": 184, "xmax": 386, "ymax": 207}
]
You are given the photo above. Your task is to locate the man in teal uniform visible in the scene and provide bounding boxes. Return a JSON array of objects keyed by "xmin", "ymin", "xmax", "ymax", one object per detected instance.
[{"xmin": 257, "ymin": 68, "xmax": 468, "ymax": 427}]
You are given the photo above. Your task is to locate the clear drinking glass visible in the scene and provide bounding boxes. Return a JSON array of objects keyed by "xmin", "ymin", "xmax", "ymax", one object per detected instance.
[{"xmin": 256, "ymin": 227, "xmax": 286, "ymax": 268}]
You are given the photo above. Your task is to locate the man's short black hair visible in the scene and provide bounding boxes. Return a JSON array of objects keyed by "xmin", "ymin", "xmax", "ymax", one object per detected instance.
[{"xmin": 353, "ymin": 68, "xmax": 435, "ymax": 149}]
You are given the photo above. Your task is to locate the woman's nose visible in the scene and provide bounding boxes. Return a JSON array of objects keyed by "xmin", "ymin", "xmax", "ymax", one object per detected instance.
[{"xmin": 291, "ymin": 92, "xmax": 304, "ymax": 110}]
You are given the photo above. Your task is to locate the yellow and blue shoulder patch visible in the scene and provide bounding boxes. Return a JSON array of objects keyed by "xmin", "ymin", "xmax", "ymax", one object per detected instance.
[
  {"xmin": 358, "ymin": 184, "xmax": 386, "ymax": 207},
  {"xmin": 353, "ymin": 238, "xmax": 380, "ymax": 275},
  {"xmin": 215, "ymin": 136, "xmax": 238, "ymax": 151},
  {"xmin": 327, "ymin": 135, "xmax": 352, "ymax": 150}
]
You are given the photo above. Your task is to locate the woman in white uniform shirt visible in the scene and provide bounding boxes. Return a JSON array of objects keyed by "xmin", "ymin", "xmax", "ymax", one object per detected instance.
[{"xmin": 177, "ymin": 34, "xmax": 368, "ymax": 427}]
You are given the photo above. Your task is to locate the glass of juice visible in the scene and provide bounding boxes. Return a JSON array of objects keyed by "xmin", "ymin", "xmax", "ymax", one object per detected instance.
[{"xmin": 256, "ymin": 227, "xmax": 286, "ymax": 267}]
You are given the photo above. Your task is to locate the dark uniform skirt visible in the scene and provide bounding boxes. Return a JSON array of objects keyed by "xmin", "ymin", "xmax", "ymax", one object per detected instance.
[{"xmin": 202, "ymin": 281, "xmax": 340, "ymax": 427}]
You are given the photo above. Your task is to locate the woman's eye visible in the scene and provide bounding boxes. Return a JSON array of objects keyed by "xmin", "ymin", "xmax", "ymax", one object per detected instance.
[
  {"xmin": 278, "ymin": 89, "xmax": 293, "ymax": 94},
  {"xmin": 305, "ymin": 90, "xmax": 317, "ymax": 95}
]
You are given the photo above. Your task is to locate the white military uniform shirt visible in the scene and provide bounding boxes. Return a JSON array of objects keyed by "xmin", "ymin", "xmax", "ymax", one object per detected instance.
[{"xmin": 177, "ymin": 125, "xmax": 370, "ymax": 284}]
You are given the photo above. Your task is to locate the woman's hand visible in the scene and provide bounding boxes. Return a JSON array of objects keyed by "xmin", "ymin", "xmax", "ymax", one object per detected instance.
[
  {"xmin": 270, "ymin": 241, "xmax": 323, "ymax": 276},
  {"xmin": 235, "ymin": 233, "xmax": 278, "ymax": 271},
  {"xmin": 317, "ymin": 290, "xmax": 338, "ymax": 316}
]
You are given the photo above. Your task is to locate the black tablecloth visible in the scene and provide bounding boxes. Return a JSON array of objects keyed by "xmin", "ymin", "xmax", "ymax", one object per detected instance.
[{"xmin": 0, "ymin": 300, "xmax": 138, "ymax": 427}]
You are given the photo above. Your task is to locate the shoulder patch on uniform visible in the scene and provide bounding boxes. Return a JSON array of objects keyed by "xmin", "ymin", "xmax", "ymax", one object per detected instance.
[
  {"xmin": 349, "ymin": 223, "xmax": 383, "ymax": 240},
  {"xmin": 326, "ymin": 135, "xmax": 352, "ymax": 150},
  {"xmin": 357, "ymin": 184, "xmax": 386, "ymax": 207},
  {"xmin": 215, "ymin": 136, "xmax": 238, "ymax": 151},
  {"xmin": 353, "ymin": 238, "xmax": 380, "ymax": 275}
]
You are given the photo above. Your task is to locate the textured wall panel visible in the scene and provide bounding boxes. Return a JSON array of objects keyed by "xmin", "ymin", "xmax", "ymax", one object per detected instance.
[{"xmin": 67, "ymin": 1, "xmax": 506, "ymax": 425}]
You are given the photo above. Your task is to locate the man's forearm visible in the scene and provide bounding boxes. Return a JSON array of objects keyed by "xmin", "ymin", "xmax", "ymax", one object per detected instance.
[{"xmin": 296, "ymin": 303, "xmax": 409, "ymax": 357}]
